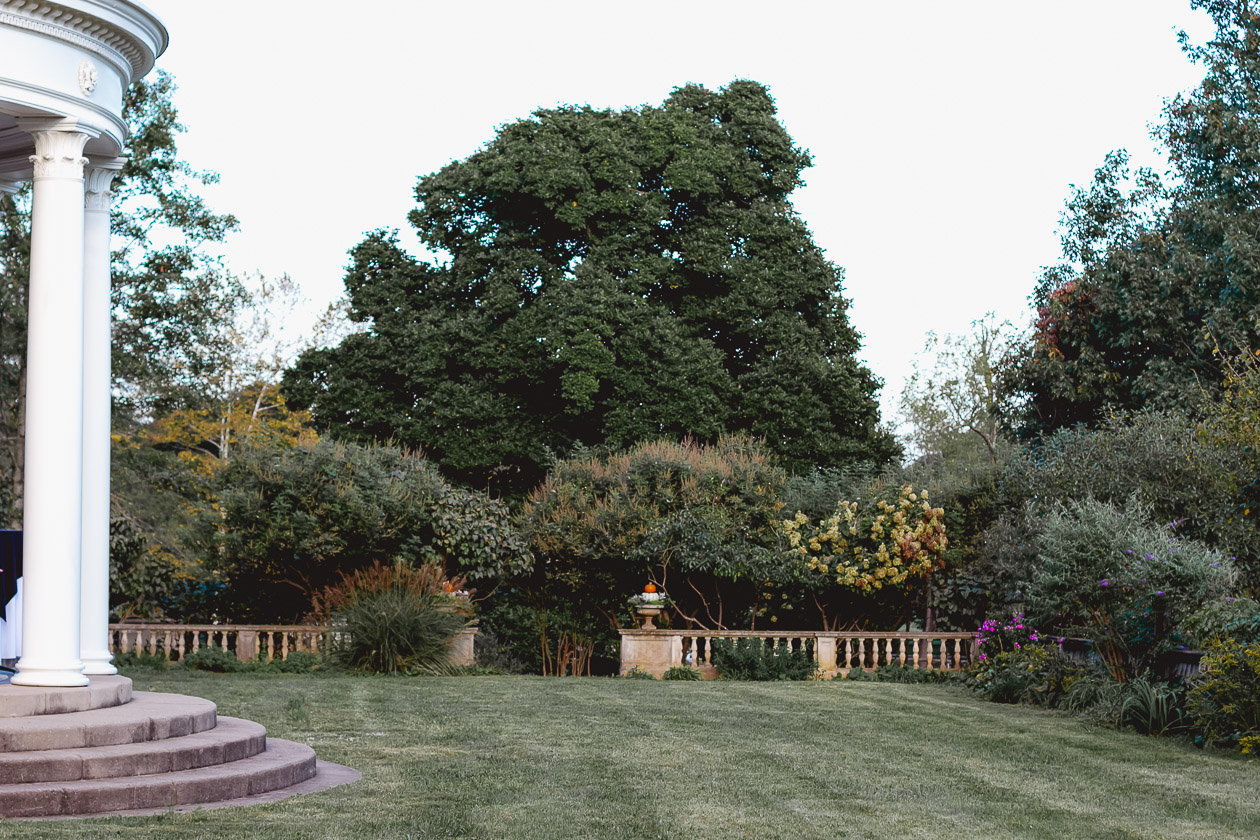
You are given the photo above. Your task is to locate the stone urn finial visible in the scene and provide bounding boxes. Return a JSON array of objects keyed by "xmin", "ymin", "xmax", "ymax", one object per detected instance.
[{"xmin": 631, "ymin": 583, "xmax": 665, "ymax": 629}]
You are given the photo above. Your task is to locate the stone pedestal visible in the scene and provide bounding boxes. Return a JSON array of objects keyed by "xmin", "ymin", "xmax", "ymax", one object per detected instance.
[
  {"xmin": 449, "ymin": 626, "xmax": 477, "ymax": 667},
  {"xmin": 618, "ymin": 630, "xmax": 682, "ymax": 678}
]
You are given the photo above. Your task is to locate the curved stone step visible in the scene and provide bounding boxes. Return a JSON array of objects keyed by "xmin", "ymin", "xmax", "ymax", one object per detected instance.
[
  {"xmin": 0, "ymin": 676, "xmax": 132, "ymax": 718},
  {"xmin": 0, "ymin": 738, "xmax": 318, "ymax": 818},
  {"xmin": 0, "ymin": 717, "xmax": 265, "ymax": 784},
  {"xmin": 0, "ymin": 692, "xmax": 216, "ymax": 752}
]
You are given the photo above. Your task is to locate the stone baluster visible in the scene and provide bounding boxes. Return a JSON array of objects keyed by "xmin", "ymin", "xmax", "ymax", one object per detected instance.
[{"xmin": 898, "ymin": 638, "xmax": 907, "ymax": 666}]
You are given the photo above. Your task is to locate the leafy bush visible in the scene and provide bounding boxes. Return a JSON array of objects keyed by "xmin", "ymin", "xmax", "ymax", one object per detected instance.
[
  {"xmin": 1120, "ymin": 678, "xmax": 1190, "ymax": 737},
  {"xmin": 1188, "ymin": 640, "xmax": 1260, "ymax": 750},
  {"xmin": 965, "ymin": 645, "xmax": 1083, "ymax": 707},
  {"xmin": 473, "ymin": 627, "xmax": 527, "ymax": 674},
  {"xmin": 1183, "ymin": 597, "xmax": 1260, "ymax": 647},
  {"xmin": 709, "ymin": 637, "xmax": 816, "ymax": 681},
  {"xmin": 1028, "ymin": 497, "xmax": 1237, "ymax": 681},
  {"xmin": 622, "ymin": 666, "xmax": 656, "ymax": 680},
  {"xmin": 264, "ymin": 650, "xmax": 323, "ymax": 674},
  {"xmin": 662, "ymin": 666, "xmax": 702, "ymax": 681},
  {"xmin": 213, "ymin": 439, "xmax": 530, "ymax": 622},
  {"xmin": 1001, "ymin": 410, "xmax": 1241, "ymax": 559},
  {"xmin": 1059, "ymin": 670, "xmax": 1126, "ymax": 718},
  {"xmin": 872, "ymin": 664, "xmax": 954, "ymax": 684},
  {"xmin": 183, "ymin": 645, "xmax": 252, "ymax": 673},
  {"xmin": 112, "ymin": 649, "xmax": 171, "ymax": 671},
  {"xmin": 319, "ymin": 561, "xmax": 471, "ymax": 675}
]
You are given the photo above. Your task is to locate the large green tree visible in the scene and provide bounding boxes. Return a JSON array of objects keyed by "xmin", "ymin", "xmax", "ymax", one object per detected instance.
[
  {"xmin": 0, "ymin": 71, "xmax": 241, "ymax": 526},
  {"xmin": 284, "ymin": 81, "xmax": 897, "ymax": 494},
  {"xmin": 1009, "ymin": 0, "xmax": 1260, "ymax": 436}
]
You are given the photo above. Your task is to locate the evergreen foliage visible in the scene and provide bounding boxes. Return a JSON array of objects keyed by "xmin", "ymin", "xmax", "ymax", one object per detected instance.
[
  {"xmin": 284, "ymin": 80, "xmax": 896, "ymax": 495},
  {"xmin": 1009, "ymin": 2, "xmax": 1260, "ymax": 434}
]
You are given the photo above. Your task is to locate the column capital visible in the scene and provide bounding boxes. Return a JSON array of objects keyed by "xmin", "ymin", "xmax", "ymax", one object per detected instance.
[
  {"xmin": 84, "ymin": 157, "xmax": 126, "ymax": 213},
  {"xmin": 16, "ymin": 119, "xmax": 100, "ymax": 181}
]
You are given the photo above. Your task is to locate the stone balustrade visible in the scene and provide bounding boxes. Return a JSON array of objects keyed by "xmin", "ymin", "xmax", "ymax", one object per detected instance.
[
  {"xmin": 108, "ymin": 624, "xmax": 478, "ymax": 667},
  {"xmin": 620, "ymin": 628, "xmax": 975, "ymax": 679}
]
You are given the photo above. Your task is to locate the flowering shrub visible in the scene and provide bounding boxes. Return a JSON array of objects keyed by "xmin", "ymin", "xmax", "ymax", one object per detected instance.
[
  {"xmin": 780, "ymin": 484, "xmax": 947, "ymax": 593},
  {"xmin": 973, "ymin": 615, "xmax": 1041, "ymax": 661},
  {"xmin": 1029, "ymin": 497, "xmax": 1237, "ymax": 681},
  {"xmin": 1188, "ymin": 639, "xmax": 1260, "ymax": 751}
]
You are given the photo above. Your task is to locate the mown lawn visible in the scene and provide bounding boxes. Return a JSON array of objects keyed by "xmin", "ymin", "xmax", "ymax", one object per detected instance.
[{"xmin": 2, "ymin": 670, "xmax": 1256, "ymax": 839}]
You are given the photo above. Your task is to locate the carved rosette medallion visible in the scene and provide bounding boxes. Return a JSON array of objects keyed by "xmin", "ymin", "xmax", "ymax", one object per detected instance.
[
  {"xmin": 78, "ymin": 59, "xmax": 98, "ymax": 97},
  {"xmin": 27, "ymin": 130, "xmax": 90, "ymax": 180}
]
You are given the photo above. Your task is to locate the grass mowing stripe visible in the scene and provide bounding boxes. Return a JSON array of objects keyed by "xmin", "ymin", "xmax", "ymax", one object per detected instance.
[{"xmin": 1, "ymin": 673, "xmax": 1255, "ymax": 840}]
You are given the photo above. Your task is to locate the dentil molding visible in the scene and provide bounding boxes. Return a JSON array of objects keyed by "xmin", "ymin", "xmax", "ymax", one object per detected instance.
[{"xmin": 0, "ymin": 0, "xmax": 165, "ymax": 83}]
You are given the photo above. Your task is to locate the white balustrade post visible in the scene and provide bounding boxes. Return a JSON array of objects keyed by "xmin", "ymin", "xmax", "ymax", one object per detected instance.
[
  {"xmin": 12, "ymin": 121, "xmax": 98, "ymax": 687},
  {"xmin": 79, "ymin": 158, "xmax": 125, "ymax": 676}
]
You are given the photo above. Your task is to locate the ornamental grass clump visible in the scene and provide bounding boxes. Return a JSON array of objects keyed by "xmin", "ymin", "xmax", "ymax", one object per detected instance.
[{"xmin": 314, "ymin": 560, "xmax": 472, "ymax": 675}]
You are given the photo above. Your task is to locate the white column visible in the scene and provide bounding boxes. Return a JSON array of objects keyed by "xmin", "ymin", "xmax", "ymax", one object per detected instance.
[
  {"xmin": 80, "ymin": 158, "xmax": 125, "ymax": 676},
  {"xmin": 12, "ymin": 120, "xmax": 98, "ymax": 688}
]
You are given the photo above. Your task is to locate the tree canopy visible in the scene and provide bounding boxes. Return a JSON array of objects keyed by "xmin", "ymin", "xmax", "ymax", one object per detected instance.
[
  {"xmin": 284, "ymin": 80, "xmax": 897, "ymax": 494},
  {"xmin": 1009, "ymin": 1, "xmax": 1260, "ymax": 435}
]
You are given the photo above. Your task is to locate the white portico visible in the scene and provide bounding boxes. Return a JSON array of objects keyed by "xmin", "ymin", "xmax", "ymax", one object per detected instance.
[{"xmin": 0, "ymin": 1, "xmax": 167, "ymax": 687}]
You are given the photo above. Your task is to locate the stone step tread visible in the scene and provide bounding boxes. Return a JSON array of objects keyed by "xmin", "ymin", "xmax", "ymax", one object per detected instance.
[
  {"xmin": 0, "ymin": 676, "xmax": 132, "ymax": 718},
  {"xmin": 0, "ymin": 717, "xmax": 265, "ymax": 783},
  {"xmin": 0, "ymin": 738, "xmax": 317, "ymax": 819},
  {"xmin": 0, "ymin": 692, "xmax": 216, "ymax": 752}
]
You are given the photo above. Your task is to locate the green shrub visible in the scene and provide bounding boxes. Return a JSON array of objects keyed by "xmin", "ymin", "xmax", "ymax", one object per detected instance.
[
  {"xmin": 264, "ymin": 650, "xmax": 323, "ymax": 673},
  {"xmin": 112, "ymin": 650, "xmax": 171, "ymax": 671},
  {"xmin": 965, "ymin": 645, "xmax": 1083, "ymax": 707},
  {"xmin": 1187, "ymin": 639, "xmax": 1260, "ymax": 751},
  {"xmin": 1028, "ymin": 497, "xmax": 1237, "ymax": 681},
  {"xmin": 1183, "ymin": 597, "xmax": 1260, "ymax": 647},
  {"xmin": 662, "ymin": 666, "xmax": 702, "ymax": 681},
  {"xmin": 710, "ymin": 637, "xmax": 816, "ymax": 681},
  {"xmin": 183, "ymin": 645, "xmax": 252, "ymax": 673},
  {"xmin": 1058, "ymin": 670, "xmax": 1125, "ymax": 716},
  {"xmin": 842, "ymin": 664, "xmax": 873, "ymax": 681},
  {"xmin": 1120, "ymin": 678, "xmax": 1190, "ymax": 737},
  {"xmin": 622, "ymin": 666, "xmax": 656, "ymax": 680},
  {"xmin": 872, "ymin": 664, "xmax": 954, "ymax": 684}
]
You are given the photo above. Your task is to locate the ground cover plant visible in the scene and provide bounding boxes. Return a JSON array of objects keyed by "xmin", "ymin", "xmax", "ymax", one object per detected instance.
[{"xmin": 9, "ymin": 670, "xmax": 1254, "ymax": 840}]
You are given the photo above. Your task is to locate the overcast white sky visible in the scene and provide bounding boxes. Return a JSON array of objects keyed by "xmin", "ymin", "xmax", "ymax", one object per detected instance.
[{"xmin": 142, "ymin": 0, "xmax": 1216, "ymax": 424}]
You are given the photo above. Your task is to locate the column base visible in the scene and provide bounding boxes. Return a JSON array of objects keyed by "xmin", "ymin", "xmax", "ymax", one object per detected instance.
[
  {"xmin": 81, "ymin": 649, "xmax": 117, "ymax": 676},
  {"xmin": 11, "ymin": 659, "xmax": 89, "ymax": 687}
]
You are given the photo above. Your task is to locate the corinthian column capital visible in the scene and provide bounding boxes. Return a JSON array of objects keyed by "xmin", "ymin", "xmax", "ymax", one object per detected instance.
[
  {"xmin": 84, "ymin": 157, "xmax": 126, "ymax": 213},
  {"xmin": 16, "ymin": 119, "xmax": 100, "ymax": 181}
]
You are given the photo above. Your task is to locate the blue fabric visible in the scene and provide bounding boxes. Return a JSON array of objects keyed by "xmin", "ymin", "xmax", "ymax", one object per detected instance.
[{"xmin": 0, "ymin": 530, "xmax": 21, "ymax": 623}]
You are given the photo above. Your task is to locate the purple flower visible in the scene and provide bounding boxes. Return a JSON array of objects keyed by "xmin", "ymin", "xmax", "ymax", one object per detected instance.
[
  {"xmin": 1125, "ymin": 549, "xmax": 1133, "ymax": 555},
  {"xmin": 1155, "ymin": 591, "xmax": 1164, "ymax": 596},
  {"xmin": 1100, "ymin": 580, "xmax": 1109, "ymax": 587},
  {"xmin": 1144, "ymin": 554, "xmax": 1154, "ymax": 560}
]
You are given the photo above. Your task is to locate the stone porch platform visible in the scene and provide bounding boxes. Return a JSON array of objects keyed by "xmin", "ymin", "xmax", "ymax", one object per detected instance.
[{"xmin": 0, "ymin": 676, "xmax": 358, "ymax": 819}]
